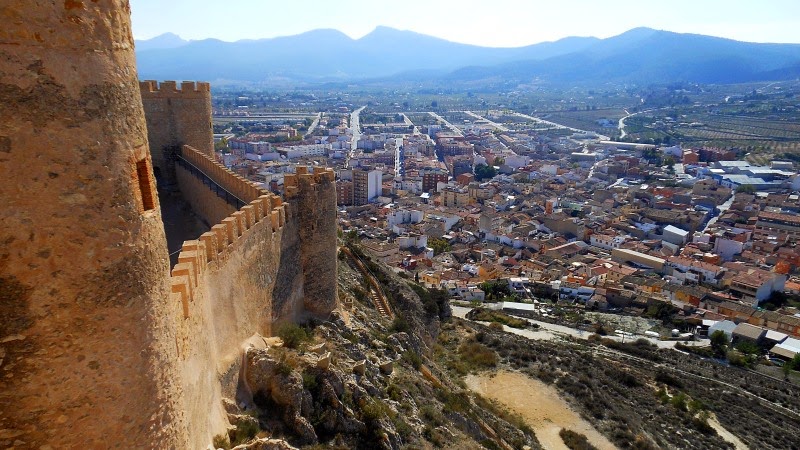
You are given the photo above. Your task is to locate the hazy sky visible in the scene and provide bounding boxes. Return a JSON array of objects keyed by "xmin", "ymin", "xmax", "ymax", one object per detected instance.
[{"xmin": 130, "ymin": 0, "xmax": 800, "ymax": 47}]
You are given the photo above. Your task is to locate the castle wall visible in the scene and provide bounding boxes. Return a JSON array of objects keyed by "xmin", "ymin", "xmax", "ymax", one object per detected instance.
[
  {"xmin": 160, "ymin": 145, "xmax": 341, "ymax": 447},
  {"xmin": 140, "ymin": 80, "xmax": 214, "ymax": 188},
  {"xmin": 166, "ymin": 188, "xmax": 307, "ymax": 448},
  {"xmin": 0, "ymin": 2, "xmax": 186, "ymax": 448}
]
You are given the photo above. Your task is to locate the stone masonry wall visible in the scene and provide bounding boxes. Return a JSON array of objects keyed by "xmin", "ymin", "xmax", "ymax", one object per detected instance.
[
  {"xmin": 140, "ymin": 80, "xmax": 214, "ymax": 188},
  {"xmin": 288, "ymin": 167, "xmax": 340, "ymax": 317},
  {"xmin": 0, "ymin": 1, "xmax": 186, "ymax": 448},
  {"xmin": 0, "ymin": 2, "xmax": 339, "ymax": 445},
  {"xmin": 168, "ymin": 189, "xmax": 305, "ymax": 448},
  {"xmin": 175, "ymin": 163, "xmax": 238, "ymax": 228}
]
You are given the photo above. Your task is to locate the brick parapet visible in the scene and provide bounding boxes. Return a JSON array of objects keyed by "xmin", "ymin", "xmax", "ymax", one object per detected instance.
[
  {"xmin": 181, "ymin": 145, "xmax": 267, "ymax": 203},
  {"xmin": 169, "ymin": 193, "xmax": 288, "ymax": 318},
  {"xmin": 140, "ymin": 80, "xmax": 211, "ymax": 98},
  {"xmin": 284, "ymin": 166, "xmax": 335, "ymax": 199}
]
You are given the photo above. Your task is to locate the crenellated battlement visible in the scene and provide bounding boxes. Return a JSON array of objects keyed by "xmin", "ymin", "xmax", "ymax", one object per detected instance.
[
  {"xmin": 181, "ymin": 145, "xmax": 268, "ymax": 204},
  {"xmin": 284, "ymin": 166, "xmax": 335, "ymax": 198},
  {"xmin": 140, "ymin": 80, "xmax": 211, "ymax": 97},
  {"xmin": 169, "ymin": 193, "xmax": 288, "ymax": 318}
]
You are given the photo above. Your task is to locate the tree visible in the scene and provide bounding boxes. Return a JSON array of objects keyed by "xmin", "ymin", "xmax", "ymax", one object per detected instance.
[
  {"xmin": 429, "ymin": 238, "xmax": 451, "ymax": 256},
  {"xmin": 783, "ymin": 353, "xmax": 800, "ymax": 377},
  {"xmin": 214, "ymin": 137, "xmax": 229, "ymax": 152},
  {"xmin": 345, "ymin": 229, "xmax": 359, "ymax": 244},
  {"xmin": 478, "ymin": 280, "xmax": 512, "ymax": 302},
  {"xmin": 736, "ymin": 184, "xmax": 756, "ymax": 194},
  {"xmin": 474, "ymin": 163, "xmax": 497, "ymax": 181},
  {"xmin": 710, "ymin": 330, "xmax": 729, "ymax": 358}
]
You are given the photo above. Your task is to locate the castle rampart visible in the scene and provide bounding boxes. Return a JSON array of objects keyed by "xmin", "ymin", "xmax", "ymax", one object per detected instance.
[
  {"xmin": 161, "ymin": 157, "xmax": 337, "ymax": 447},
  {"xmin": 175, "ymin": 145, "xmax": 268, "ymax": 226}
]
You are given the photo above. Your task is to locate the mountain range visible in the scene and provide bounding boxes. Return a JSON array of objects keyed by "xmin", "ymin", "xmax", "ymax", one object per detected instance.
[{"xmin": 134, "ymin": 27, "xmax": 800, "ymax": 87}]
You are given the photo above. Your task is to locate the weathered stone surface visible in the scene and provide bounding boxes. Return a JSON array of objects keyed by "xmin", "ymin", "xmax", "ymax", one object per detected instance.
[
  {"xmin": 317, "ymin": 351, "xmax": 332, "ymax": 370},
  {"xmin": 379, "ymin": 360, "xmax": 394, "ymax": 375},
  {"xmin": 245, "ymin": 349, "xmax": 318, "ymax": 444},
  {"xmin": 231, "ymin": 437, "xmax": 299, "ymax": 450},
  {"xmin": 309, "ymin": 342, "xmax": 326, "ymax": 354},
  {"xmin": 0, "ymin": 2, "xmax": 179, "ymax": 448},
  {"xmin": 353, "ymin": 359, "xmax": 367, "ymax": 375}
]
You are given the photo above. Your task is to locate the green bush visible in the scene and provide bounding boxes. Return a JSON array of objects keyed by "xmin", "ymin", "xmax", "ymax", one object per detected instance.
[
  {"xmin": 361, "ymin": 399, "xmax": 391, "ymax": 423},
  {"xmin": 402, "ymin": 350, "xmax": 423, "ymax": 370},
  {"xmin": 276, "ymin": 323, "xmax": 311, "ymax": 349},
  {"xmin": 212, "ymin": 434, "xmax": 230, "ymax": 450},
  {"xmin": 387, "ymin": 383, "xmax": 403, "ymax": 401},
  {"xmin": 302, "ymin": 370, "xmax": 318, "ymax": 392},
  {"xmin": 735, "ymin": 340, "xmax": 761, "ymax": 355},
  {"xmin": 391, "ymin": 315, "xmax": 411, "ymax": 333},
  {"xmin": 458, "ymin": 341, "xmax": 498, "ymax": 370},
  {"xmin": 559, "ymin": 428, "xmax": 598, "ymax": 450},
  {"xmin": 669, "ymin": 392, "xmax": 688, "ymax": 412},
  {"xmin": 467, "ymin": 308, "xmax": 527, "ymax": 329}
]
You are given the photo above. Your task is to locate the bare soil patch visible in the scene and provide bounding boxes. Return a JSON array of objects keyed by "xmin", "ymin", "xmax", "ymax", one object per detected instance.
[{"xmin": 466, "ymin": 370, "xmax": 617, "ymax": 450}]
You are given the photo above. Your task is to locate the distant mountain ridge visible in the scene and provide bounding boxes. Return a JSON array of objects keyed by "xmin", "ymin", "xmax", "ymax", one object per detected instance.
[
  {"xmin": 135, "ymin": 32, "xmax": 189, "ymax": 51},
  {"xmin": 133, "ymin": 27, "xmax": 800, "ymax": 86}
]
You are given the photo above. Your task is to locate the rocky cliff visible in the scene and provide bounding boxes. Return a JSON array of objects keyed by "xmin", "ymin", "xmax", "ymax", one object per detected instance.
[{"xmin": 211, "ymin": 248, "xmax": 540, "ymax": 450}]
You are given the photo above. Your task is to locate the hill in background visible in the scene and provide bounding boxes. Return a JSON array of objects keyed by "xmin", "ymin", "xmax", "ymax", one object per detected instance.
[{"xmin": 134, "ymin": 27, "xmax": 800, "ymax": 87}]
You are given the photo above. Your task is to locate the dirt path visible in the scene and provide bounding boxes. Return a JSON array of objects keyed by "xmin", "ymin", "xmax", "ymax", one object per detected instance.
[
  {"xmin": 708, "ymin": 414, "xmax": 748, "ymax": 450},
  {"xmin": 466, "ymin": 370, "xmax": 617, "ymax": 450}
]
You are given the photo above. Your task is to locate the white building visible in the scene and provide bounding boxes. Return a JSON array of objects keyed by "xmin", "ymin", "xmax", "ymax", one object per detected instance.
[
  {"xmin": 590, "ymin": 233, "xmax": 627, "ymax": 251},
  {"xmin": 662, "ymin": 225, "xmax": 690, "ymax": 246},
  {"xmin": 388, "ymin": 209, "xmax": 424, "ymax": 228},
  {"xmin": 277, "ymin": 143, "xmax": 331, "ymax": 159},
  {"xmin": 397, "ymin": 234, "xmax": 428, "ymax": 250}
]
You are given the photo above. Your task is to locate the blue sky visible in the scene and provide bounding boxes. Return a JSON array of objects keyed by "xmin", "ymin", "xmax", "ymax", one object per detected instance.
[{"xmin": 130, "ymin": 0, "xmax": 800, "ymax": 47}]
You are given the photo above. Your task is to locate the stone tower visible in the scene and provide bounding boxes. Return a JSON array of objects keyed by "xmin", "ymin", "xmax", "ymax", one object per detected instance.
[
  {"xmin": 0, "ymin": 1, "xmax": 186, "ymax": 448},
  {"xmin": 140, "ymin": 80, "xmax": 214, "ymax": 189}
]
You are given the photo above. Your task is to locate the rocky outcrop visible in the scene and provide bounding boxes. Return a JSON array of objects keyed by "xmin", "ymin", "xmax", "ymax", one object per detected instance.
[
  {"xmin": 222, "ymin": 257, "xmax": 540, "ymax": 450},
  {"xmin": 244, "ymin": 349, "xmax": 316, "ymax": 445}
]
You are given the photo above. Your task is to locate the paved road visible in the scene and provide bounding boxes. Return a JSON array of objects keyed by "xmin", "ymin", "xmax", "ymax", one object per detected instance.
[
  {"xmin": 427, "ymin": 111, "xmax": 464, "ymax": 137},
  {"xmin": 303, "ymin": 112, "xmax": 322, "ymax": 139},
  {"xmin": 401, "ymin": 113, "xmax": 419, "ymax": 135},
  {"xmin": 451, "ymin": 304, "xmax": 698, "ymax": 349},
  {"xmin": 702, "ymin": 193, "xmax": 735, "ymax": 233},
  {"xmin": 618, "ymin": 108, "xmax": 654, "ymax": 139},
  {"xmin": 465, "ymin": 111, "xmax": 509, "ymax": 132},
  {"xmin": 510, "ymin": 111, "xmax": 610, "ymax": 141},
  {"xmin": 347, "ymin": 106, "xmax": 366, "ymax": 168}
]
